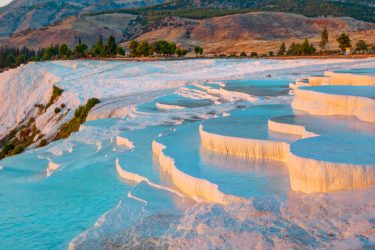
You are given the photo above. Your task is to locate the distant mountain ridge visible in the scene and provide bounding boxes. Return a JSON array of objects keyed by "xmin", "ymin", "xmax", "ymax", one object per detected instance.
[
  {"xmin": 0, "ymin": 0, "xmax": 374, "ymax": 54},
  {"xmin": 0, "ymin": 0, "xmax": 374, "ymax": 39},
  {"xmin": 0, "ymin": 0, "xmax": 168, "ymax": 37},
  {"xmin": 124, "ymin": 0, "xmax": 375, "ymax": 22}
]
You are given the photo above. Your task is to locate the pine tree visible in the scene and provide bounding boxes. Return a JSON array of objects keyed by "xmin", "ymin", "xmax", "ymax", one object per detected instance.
[
  {"xmin": 106, "ymin": 35, "xmax": 117, "ymax": 57},
  {"xmin": 277, "ymin": 42, "xmax": 286, "ymax": 56},
  {"xmin": 356, "ymin": 40, "xmax": 368, "ymax": 53},
  {"xmin": 319, "ymin": 27, "xmax": 329, "ymax": 50},
  {"xmin": 337, "ymin": 33, "xmax": 351, "ymax": 52}
]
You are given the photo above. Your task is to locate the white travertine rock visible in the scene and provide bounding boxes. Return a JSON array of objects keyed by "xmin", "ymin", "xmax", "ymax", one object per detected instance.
[
  {"xmin": 46, "ymin": 161, "xmax": 60, "ymax": 177},
  {"xmin": 309, "ymin": 71, "xmax": 375, "ymax": 86},
  {"xmin": 268, "ymin": 119, "xmax": 319, "ymax": 139},
  {"xmin": 200, "ymin": 123, "xmax": 375, "ymax": 194},
  {"xmin": 292, "ymin": 87, "xmax": 375, "ymax": 123},
  {"xmin": 116, "ymin": 159, "xmax": 148, "ymax": 183},
  {"xmin": 287, "ymin": 151, "xmax": 375, "ymax": 193},
  {"xmin": 199, "ymin": 125, "xmax": 290, "ymax": 161},
  {"xmin": 152, "ymin": 140, "xmax": 244, "ymax": 205},
  {"xmin": 155, "ymin": 103, "xmax": 185, "ymax": 110},
  {"xmin": 327, "ymin": 72, "xmax": 375, "ymax": 86},
  {"xmin": 115, "ymin": 158, "xmax": 183, "ymax": 198},
  {"xmin": 308, "ymin": 76, "xmax": 330, "ymax": 86},
  {"xmin": 115, "ymin": 136, "xmax": 135, "ymax": 149}
]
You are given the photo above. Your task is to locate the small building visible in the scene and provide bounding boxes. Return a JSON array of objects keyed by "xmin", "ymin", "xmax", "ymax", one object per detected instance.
[{"xmin": 345, "ymin": 47, "xmax": 351, "ymax": 55}]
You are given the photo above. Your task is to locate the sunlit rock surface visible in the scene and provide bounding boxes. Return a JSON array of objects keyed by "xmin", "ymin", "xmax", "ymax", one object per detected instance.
[
  {"xmin": 1, "ymin": 59, "xmax": 375, "ymax": 249},
  {"xmin": 292, "ymin": 86, "xmax": 375, "ymax": 123},
  {"xmin": 288, "ymin": 134, "xmax": 375, "ymax": 193},
  {"xmin": 200, "ymin": 68, "xmax": 375, "ymax": 193}
]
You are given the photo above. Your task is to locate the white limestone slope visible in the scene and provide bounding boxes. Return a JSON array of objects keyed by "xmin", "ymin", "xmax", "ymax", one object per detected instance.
[
  {"xmin": 2, "ymin": 58, "xmax": 373, "ymax": 142},
  {"xmin": 152, "ymin": 140, "xmax": 244, "ymax": 205},
  {"xmin": 0, "ymin": 63, "xmax": 59, "ymax": 139},
  {"xmin": 292, "ymin": 87, "xmax": 375, "ymax": 123}
]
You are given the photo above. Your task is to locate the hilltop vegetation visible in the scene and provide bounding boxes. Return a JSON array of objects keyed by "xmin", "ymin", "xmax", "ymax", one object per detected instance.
[{"xmin": 92, "ymin": 0, "xmax": 375, "ymax": 23}]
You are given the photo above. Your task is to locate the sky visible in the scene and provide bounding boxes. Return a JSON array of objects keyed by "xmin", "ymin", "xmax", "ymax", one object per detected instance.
[{"xmin": 0, "ymin": 0, "xmax": 13, "ymax": 7}]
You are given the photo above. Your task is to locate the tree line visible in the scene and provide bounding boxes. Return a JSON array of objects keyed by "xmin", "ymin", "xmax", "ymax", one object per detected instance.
[
  {"xmin": 276, "ymin": 28, "xmax": 375, "ymax": 56},
  {"xmin": 0, "ymin": 35, "xmax": 203, "ymax": 71},
  {"xmin": 128, "ymin": 40, "xmax": 202, "ymax": 57},
  {"xmin": 41, "ymin": 35, "xmax": 125, "ymax": 60},
  {"xmin": 0, "ymin": 35, "xmax": 125, "ymax": 71},
  {"xmin": 0, "ymin": 47, "xmax": 41, "ymax": 70}
]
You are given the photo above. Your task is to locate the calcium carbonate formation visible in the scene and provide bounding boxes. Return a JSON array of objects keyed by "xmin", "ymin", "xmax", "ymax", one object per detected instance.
[
  {"xmin": 201, "ymin": 70, "xmax": 375, "ymax": 194},
  {"xmin": 152, "ymin": 141, "xmax": 244, "ymax": 205}
]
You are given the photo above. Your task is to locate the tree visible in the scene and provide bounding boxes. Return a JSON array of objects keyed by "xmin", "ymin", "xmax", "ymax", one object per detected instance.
[
  {"xmin": 250, "ymin": 52, "xmax": 258, "ymax": 57},
  {"xmin": 319, "ymin": 27, "xmax": 329, "ymax": 50},
  {"xmin": 240, "ymin": 52, "xmax": 247, "ymax": 57},
  {"xmin": 176, "ymin": 48, "xmax": 188, "ymax": 57},
  {"xmin": 286, "ymin": 40, "xmax": 316, "ymax": 56},
  {"xmin": 356, "ymin": 40, "xmax": 368, "ymax": 53},
  {"xmin": 15, "ymin": 54, "xmax": 27, "ymax": 65},
  {"xmin": 42, "ymin": 46, "xmax": 58, "ymax": 60},
  {"xmin": 337, "ymin": 33, "xmax": 351, "ymax": 52},
  {"xmin": 91, "ymin": 36, "xmax": 106, "ymax": 58},
  {"xmin": 194, "ymin": 46, "xmax": 203, "ymax": 56},
  {"xmin": 277, "ymin": 42, "xmax": 286, "ymax": 56},
  {"xmin": 74, "ymin": 43, "xmax": 88, "ymax": 58},
  {"xmin": 59, "ymin": 44, "xmax": 70, "ymax": 58},
  {"xmin": 168, "ymin": 42, "xmax": 177, "ymax": 55},
  {"xmin": 129, "ymin": 40, "xmax": 139, "ymax": 57},
  {"xmin": 153, "ymin": 40, "xmax": 171, "ymax": 56},
  {"xmin": 269, "ymin": 51, "xmax": 274, "ymax": 56},
  {"xmin": 137, "ymin": 41, "xmax": 152, "ymax": 57},
  {"xmin": 116, "ymin": 47, "xmax": 125, "ymax": 56},
  {"xmin": 302, "ymin": 39, "xmax": 316, "ymax": 55},
  {"xmin": 106, "ymin": 35, "xmax": 117, "ymax": 57}
]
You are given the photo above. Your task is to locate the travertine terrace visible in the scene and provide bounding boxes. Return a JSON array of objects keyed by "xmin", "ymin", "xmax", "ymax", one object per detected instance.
[{"xmin": 201, "ymin": 69, "xmax": 375, "ymax": 193}]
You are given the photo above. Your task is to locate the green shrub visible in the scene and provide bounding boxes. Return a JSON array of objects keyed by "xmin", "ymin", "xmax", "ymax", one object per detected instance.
[
  {"xmin": 54, "ymin": 107, "xmax": 61, "ymax": 114},
  {"xmin": 35, "ymin": 103, "xmax": 45, "ymax": 110},
  {"xmin": 45, "ymin": 86, "xmax": 64, "ymax": 110},
  {"xmin": 55, "ymin": 98, "xmax": 100, "ymax": 140},
  {"xmin": 38, "ymin": 139, "xmax": 47, "ymax": 148},
  {"xmin": 1, "ymin": 143, "xmax": 15, "ymax": 158},
  {"xmin": 11, "ymin": 146, "xmax": 24, "ymax": 155}
]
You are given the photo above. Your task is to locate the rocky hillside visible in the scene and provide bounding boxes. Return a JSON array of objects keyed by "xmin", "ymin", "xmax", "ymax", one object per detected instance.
[
  {"xmin": 0, "ymin": 0, "xmax": 167, "ymax": 37},
  {"xmin": 2, "ymin": 11, "xmax": 375, "ymax": 54},
  {"xmin": 0, "ymin": 0, "xmax": 374, "ymax": 53},
  {"xmin": 0, "ymin": 0, "xmax": 374, "ymax": 39},
  {"xmin": 0, "ymin": 13, "xmax": 147, "ymax": 49},
  {"xmin": 124, "ymin": 12, "xmax": 375, "ymax": 54},
  {"xmin": 122, "ymin": 0, "xmax": 375, "ymax": 22}
]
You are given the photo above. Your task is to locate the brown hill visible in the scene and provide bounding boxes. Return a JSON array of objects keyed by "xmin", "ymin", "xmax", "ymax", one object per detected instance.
[
  {"xmin": 0, "ymin": 0, "xmax": 167, "ymax": 38},
  {"xmin": 1, "ymin": 11, "xmax": 374, "ymax": 54},
  {"xmin": 123, "ymin": 12, "xmax": 375, "ymax": 54},
  {"xmin": 0, "ymin": 13, "xmax": 146, "ymax": 49}
]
